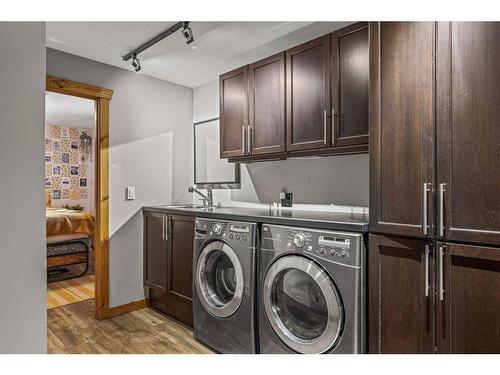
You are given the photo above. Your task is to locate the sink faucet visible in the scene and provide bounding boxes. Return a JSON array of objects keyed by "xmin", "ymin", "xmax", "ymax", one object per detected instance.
[{"xmin": 188, "ymin": 186, "xmax": 213, "ymax": 207}]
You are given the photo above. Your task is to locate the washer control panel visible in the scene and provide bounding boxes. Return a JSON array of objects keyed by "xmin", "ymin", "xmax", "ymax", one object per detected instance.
[
  {"xmin": 195, "ymin": 219, "xmax": 254, "ymax": 245},
  {"xmin": 261, "ymin": 224, "xmax": 363, "ymax": 267}
]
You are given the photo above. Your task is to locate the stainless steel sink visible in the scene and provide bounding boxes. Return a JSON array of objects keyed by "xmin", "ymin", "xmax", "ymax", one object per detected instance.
[{"xmin": 167, "ymin": 204, "xmax": 221, "ymax": 209}]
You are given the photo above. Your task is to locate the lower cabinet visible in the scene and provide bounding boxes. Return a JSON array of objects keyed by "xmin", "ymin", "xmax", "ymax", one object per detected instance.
[
  {"xmin": 369, "ymin": 234, "xmax": 500, "ymax": 353},
  {"xmin": 144, "ymin": 212, "xmax": 195, "ymax": 328}
]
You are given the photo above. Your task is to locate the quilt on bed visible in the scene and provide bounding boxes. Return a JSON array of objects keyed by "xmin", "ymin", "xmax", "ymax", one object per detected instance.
[{"xmin": 46, "ymin": 208, "xmax": 95, "ymax": 238}]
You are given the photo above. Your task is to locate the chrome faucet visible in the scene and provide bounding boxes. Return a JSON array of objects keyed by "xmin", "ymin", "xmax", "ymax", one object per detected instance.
[{"xmin": 188, "ymin": 186, "xmax": 213, "ymax": 207}]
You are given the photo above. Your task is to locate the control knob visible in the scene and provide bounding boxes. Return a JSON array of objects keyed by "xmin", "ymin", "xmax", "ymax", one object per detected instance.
[
  {"xmin": 293, "ymin": 233, "xmax": 307, "ymax": 248},
  {"xmin": 213, "ymin": 223, "xmax": 223, "ymax": 235}
]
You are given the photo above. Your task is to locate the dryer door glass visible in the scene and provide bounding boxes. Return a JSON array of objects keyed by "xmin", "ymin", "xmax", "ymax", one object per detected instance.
[
  {"xmin": 263, "ymin": 255, "xmax": 344, "ymax": 354},
  {"xmin": 195, "ymin": 241, "xmax": 244, "ymax": 318}
]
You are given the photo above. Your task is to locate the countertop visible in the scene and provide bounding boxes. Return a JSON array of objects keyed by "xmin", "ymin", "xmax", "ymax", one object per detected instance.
[{"xmin": 143, "ymin": 205, "xmax": 369, "ymax": 233}]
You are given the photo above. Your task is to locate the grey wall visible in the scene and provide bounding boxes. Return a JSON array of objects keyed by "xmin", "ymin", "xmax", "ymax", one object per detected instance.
[
  {"xmin": 193, "ymin": 80, "xmax": 369, "ymax": 207},
  {"xmin": 0, "ymin": 23, "xmax": 46, "ymax": 353},
  {"xmin": 47, "ymin": 48, "xmax": 194, "ymax": 307}
]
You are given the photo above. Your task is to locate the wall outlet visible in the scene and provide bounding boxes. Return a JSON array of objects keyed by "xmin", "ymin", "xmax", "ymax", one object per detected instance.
[{"xmin": 126, "ymin": 186, "xmax": 136, "ymax": 200}]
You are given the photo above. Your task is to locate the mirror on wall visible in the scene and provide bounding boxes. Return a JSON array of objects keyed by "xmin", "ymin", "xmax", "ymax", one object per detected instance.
[{"xmin": 194, "ymin": 118, "xmax": 240, "ymax": 188}]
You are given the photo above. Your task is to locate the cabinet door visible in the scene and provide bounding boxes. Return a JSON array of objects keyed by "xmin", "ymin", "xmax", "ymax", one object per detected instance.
[
  {"xmin": 369, "ymin": 234, "xmax": 434, "ymax": 353},
  {"xmin": 369, "ymin": 22, "xmax": 435, "ymax": 238},
  {"xmin": 286, "ymin": 34, "xmax": 331, "ymax": 151},
  {"xmin": 143, "ymin": 213, "xmax": 167, "ymax": 292},
  {"xmin": 436, "ymin": 243, "xmax": 500, "ymax": 353},
  {"xmin": 436, "ymin": 22, "xmax": 500, "ymax": 246},
  {"xmin": 331, "ymin": 22, "xmax": 369, "ymax": 147},
  {"xmin": 249, "ymin": 52, "xmax": 286, "ymax": 155},
  {"xmin": 220, "ymin": 66, "xmax": 249, "ymax": 158}
]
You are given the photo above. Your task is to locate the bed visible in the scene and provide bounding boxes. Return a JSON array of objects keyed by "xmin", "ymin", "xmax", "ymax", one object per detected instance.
[{"xmin": 46, "ymin": 203, "xmax": 95, "ymax": 282}]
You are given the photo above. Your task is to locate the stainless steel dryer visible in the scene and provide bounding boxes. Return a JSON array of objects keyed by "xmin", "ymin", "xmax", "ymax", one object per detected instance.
[
  {"xmin": 258, "ymin": 224, "xmax": 366, "ymax": 354},
  {"xmin": 193, "ymin": 218, "xmax": 258, "ymax": 353}
]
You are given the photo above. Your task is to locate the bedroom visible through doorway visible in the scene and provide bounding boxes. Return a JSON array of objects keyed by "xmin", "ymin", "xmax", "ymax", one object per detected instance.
[{"xmin": 45, "ymin": 91, "xmax": 96, "ymax": 308}]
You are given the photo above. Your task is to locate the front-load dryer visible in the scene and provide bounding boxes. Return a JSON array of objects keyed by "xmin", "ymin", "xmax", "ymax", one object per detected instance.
[
  {"xmin": 193, "ymin": 218, "xmax": 258, "ymax": 353},
  {"xmin": 258, "ymin": 224, "xmax": 366, "ymax": 354}
]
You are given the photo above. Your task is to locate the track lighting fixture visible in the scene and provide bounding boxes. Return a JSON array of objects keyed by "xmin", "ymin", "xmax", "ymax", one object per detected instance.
[
  {"xmin": 131, "ymin": 53, "xmax": 141, "ymax": 72},
  {"xmin": 182, "ymin": 22, "xmax": 194, "ymax": 44},
  {"xmin": 122, "ymin": 21, "xmax": 195, "ymax": 69}
]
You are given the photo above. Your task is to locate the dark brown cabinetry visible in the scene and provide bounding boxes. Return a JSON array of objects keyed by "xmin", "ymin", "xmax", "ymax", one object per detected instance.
[
  {"xmin": 249, "ymin": 52, "xmax": 286, "ymax": 155},
  {"xmin": 220, "ymin": 66, "xmax": 248, "ymax": 158},
  {"xmin": 436, "ymin": 22, "xmax": 500, "ymax": 246},
  {"xmin": 286, "ymin": 35, "xmax": 331, "ymax": 152},
  {"xmin": 436, "ymin": 243, "xmax": 500, "ymax": 353},
  {"xmin": 369, "ymin": 234, "xmax": 434, "ymax": 354},
  {"xmin": 144, "ymin": 212, "xmax": 195, "ymax": 327},
  {"xmin": 220, "ymin": 23, "xmax": 369, "ymax": 162},
  {"xmin": 331, "ymin": 22, "xmax": 369, "ymax": 147},
  {"xmin": 369, "ymin": 22, "xmax": 435, "ymax": 238}
]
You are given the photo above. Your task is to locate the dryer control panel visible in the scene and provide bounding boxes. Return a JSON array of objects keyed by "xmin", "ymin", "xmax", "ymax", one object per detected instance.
[{"xmin": 261, "ymin": 224, "xmax": 364, "ymax": 267}]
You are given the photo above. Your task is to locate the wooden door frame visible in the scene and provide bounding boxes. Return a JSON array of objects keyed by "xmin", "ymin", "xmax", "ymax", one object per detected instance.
[{"xmin": 46, "ymin": 75, "xmax": 145, "ymax": 320}]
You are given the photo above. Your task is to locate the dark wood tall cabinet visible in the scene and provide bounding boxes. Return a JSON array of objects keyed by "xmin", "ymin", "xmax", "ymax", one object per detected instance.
[
  {"xmin": 286, "ymin": 35, "xmax": 331, "ymax": 152},
  {"xmin": 249, "ymin": 52, "xmax": 286, "ymax": 155},
  {"xmin": 369, "ymin": 22, "xmax": 500, "ymax": 354},
  {"xmin": 220, "ymin": 66, "xmax": 249, "ymax": 158},
  {"xmin": 144, "ymin": 212, "xmax": 195, "ymax": 328},
  {"xmin": 369, "ymin": 22, "xmax": 435, "ymax": 239},
  {"xmin": 436, "ymin": 22, "xmax": 500, "ymax": 246}
]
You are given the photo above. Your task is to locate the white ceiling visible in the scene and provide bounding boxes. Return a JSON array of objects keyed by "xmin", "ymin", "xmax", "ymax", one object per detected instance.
[
  {"xmin": 46, "ymin": 21, "xmax": 352, "ymax": 88},
  {"xmin": 45, "ymin": 92, "xmax": 95, "ymax": 128}
]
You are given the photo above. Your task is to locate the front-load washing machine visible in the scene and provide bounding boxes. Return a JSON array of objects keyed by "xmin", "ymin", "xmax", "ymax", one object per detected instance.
[
  {"xmin": 193, "ymin": 218, "xmax": 258, "ymax": 353},
  {"xmin": 258, "ymin": 224, "xmax": 366, "ymax": 354}
]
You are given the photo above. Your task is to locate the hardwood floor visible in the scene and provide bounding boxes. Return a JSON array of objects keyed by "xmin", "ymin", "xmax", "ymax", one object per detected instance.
[
  {"xmin": 47, "ymin": 274, "xmax": 94, "ymax": 309},
  {"xmin": 47, "ymin": 299, "xmax": 212, "ymax": 354}
]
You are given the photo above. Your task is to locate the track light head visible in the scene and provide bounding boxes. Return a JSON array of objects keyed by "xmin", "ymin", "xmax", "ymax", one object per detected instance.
[
  {"xmin": 131, "ymin": 53, "xmax": 141, "ymax": 72},
  {"xmin": 182, "ymin": 22, "xmax": 194, "ymax": 44}
]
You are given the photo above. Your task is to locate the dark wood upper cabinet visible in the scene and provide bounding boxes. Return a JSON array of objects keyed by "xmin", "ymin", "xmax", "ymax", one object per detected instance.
[
  {"xmin": 331, "ymin": 22, "xmax": 369, "ymax": 147},
  {"xmin": 436, "ymin": 22, "xmax": 500, "ymax": 246},
  {"xmin": 220, "ymin": 66, "xmax": 249, "ymax": 158},
  {"xmin": 436, "ymin": 242, "xmax": 500, "ymax": 353},
  {"xmin": 369, "ymin": 22, "xmax": 435, "ymax": 239},
  {"xmin": 143, "ymin": 212, "xmax": 168, "ymax": 293},
  {"xmin": 249, "ymin": 52, "xmax": 286, "ymax": 155},
  {"xmin": 286, "ymin": 34, "xmax": 331, "ymax": 152},
  {"xmin": 144, "ymin": 212, "xmax": 195, "ymax": 328},
  {"xmin": 369, "ymin": 234, "xmax": 434, "ymax": 354}
]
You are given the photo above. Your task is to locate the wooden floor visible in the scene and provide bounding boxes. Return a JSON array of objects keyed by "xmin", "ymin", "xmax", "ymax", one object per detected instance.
[
  {"xmin": 47, "ymin": 299, "xmax": 212, "ymax": 354},
  {"xmin": 47, "ymin": 274, "xmax": 94, "ymax": 309}
]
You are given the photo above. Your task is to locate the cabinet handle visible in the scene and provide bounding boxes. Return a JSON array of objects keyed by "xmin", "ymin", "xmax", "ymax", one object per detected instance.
[
  {"xmin": 424, "ymin": 244, "xmax": 430, "ymax": 297},
  {"xmin": 165, "ymin": 217, "xmax": 170, "ymax": 240},
  {"xmin": 439, "ymin": 245, "xmax": 445, "ymax": 301},
  {"xmin": 422, "ymin": 183, "xmax": 431, "ymax": 236},
  {"xmin": 439, "ymin": 183, "xmax": 446, "ymax": 237},
  {"xmin": 241, "ymin": 126, "xmax": 246, "ymax": 154},
  {"xmin": 247, "ymin": 126, "xmax": 252, "ymax": 153},
  {"xmin": 161, "ymin": 216, "xmax": 165, "ymax": 240},
  {"xmin": 323, "ymin": 110, "xmax": 328, "ymax": 145}
]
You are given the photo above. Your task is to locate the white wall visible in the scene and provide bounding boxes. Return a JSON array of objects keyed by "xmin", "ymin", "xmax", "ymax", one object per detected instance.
[
  {"xmin": 193, "ymin": 80, "xmax": 369, "ymax": 208},
  {"xmin": 47, "ymin": 48, "xmax": 194, "ymax": 307},
  {"xmin": 0, "ymin": 22, "xmax": 47, "ymax": 353}
]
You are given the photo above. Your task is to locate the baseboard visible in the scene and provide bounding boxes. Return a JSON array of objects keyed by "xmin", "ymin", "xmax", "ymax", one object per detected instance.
[{"xmin": 99, "ymin": 299, "xmax": 147, "ymax": 319}]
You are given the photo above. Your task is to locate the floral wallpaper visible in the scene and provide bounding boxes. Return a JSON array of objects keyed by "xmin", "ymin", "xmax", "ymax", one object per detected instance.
[{"xmin": 45, "ymin": 125, "xmax": 93, "ymax": 211}]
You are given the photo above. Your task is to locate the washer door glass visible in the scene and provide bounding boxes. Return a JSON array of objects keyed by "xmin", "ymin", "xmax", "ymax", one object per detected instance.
[
  {"xmin": 196, "ymin": 241, "xmax": 244, "ymax": 318},
  {"xmin": 263, "ymin": 255, "xmax": 344, "ymax": 354}
]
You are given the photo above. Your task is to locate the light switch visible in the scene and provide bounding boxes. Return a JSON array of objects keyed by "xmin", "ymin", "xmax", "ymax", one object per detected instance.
[{"xmin": 126, "ymin": 186, "xmax": 136, "ymax": 200}]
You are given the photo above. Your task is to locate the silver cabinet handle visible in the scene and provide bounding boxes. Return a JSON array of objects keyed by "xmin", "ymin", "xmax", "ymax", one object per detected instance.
[
  {"xmin": 161, "ymin": 216, "xmax": 165, "ymax": 241},
  {"xmin": 323, "ymin": 110, "xmax": 327, "ymax": 145},
  {"xmin": 439, "ymin": 245, "xmax": 445, "ymax": 301},
  {"xmin": 422, "ymin": 183, "xmax": 431, "ymax": 236},
  {"xmin": 331, "ymin": 108, "xmax": 335, "ymax": 145},
  {"xmin": 165, "ymin": 217, "xmax": 170, "ymax": 240},
  {"xmin": 247, "ymin": 126, "xmax": 252, "ymax": 154},
  {"xmin": 241, "ymin": 126, "xmax": 246, "ymax": 154},
  {"xmin": 424, "ymin": 244, "xmax": 430, "ymax": 297},
  {"xmin": 439, "ymin": 183, "xmax": 446, "ymax": 237}
]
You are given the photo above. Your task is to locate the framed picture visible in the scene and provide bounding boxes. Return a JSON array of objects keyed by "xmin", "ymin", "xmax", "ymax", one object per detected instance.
[
  {"xmin": 70, "ymin": 166, "xmax": 79, "ymax": 175},
  {"xmin": 52, "ymin": 190, "xmax": 61, "ymax": 200},
  {"xmin": 80, "ymin": 178, "xmax": 87, "ymax": 187}
]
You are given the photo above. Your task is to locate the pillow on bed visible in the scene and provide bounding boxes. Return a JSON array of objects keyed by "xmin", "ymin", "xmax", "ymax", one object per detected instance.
[{"xmin": 45, "ymin": 189, "xmax": 51, "ymax": 207}]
